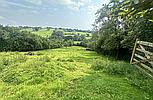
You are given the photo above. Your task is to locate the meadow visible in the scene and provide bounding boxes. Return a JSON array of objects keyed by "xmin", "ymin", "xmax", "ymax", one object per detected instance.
[
  {"xmin": 0, "ymin": 46, "xmax": 152, "ymax": 100},
  {"xmin": 22, "ymin": 28, "xmax": 91, "ymax": 38},
  {"xmin": 1, "ymin": 0, "xmax": 153, "ymax": 99},
  {"xmin": 32, "ymin": 28, "xmax": 54, "ymax": 37}
]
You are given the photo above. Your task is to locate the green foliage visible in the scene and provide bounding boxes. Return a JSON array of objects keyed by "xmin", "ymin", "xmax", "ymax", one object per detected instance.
[
  {"xmin": 0, "ymin": 26, "xmax": 50, "ymax": 51},
  {"xmin": 0, "ymin": 25, "xmax": 74, "ymax": 51},
  {"xmin": 90, "ymin": 0, "xmax": 153, "ymax": 60},
  {"xmin": 50, "ymin": 29, "xmax": 64, "ymax": 40}
]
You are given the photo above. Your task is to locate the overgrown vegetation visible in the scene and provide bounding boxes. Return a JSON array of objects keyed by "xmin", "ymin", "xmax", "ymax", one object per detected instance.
[
  {"xmin": 91, "ymin": 59, "xmax": 153, "ymax": 95},
  {"xmin": 0, "ymin": 47, "xmax": 152, "ymax": 99}
]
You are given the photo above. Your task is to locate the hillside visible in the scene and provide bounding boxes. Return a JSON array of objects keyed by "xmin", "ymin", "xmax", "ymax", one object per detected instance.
[
  {"xmin": 0, "ymin": 46, "xmax": 152, "ymax": 99},
  {"xmin": 21, "ymin": 28, "xmax": 92, "ymax": 38}
]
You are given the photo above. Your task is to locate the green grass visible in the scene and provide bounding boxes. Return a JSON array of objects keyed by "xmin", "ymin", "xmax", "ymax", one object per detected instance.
[
  {"xmin": 21, "ymin": 28, "xmax": 92, "ymax": 40},
  {"xmin": 21, "ymin": 28, "xmax": 33, "ymax": 32},
  {"xmin": 64, "ymin": 32, "xmax": 87, "ymax": 35},
  {"xmin": 64, "ymin": 32, "xmax": 92, "ymax": 36},
  {"xmin": 0, "ymin": 46, "xmax": 152, "ymax": 100},
  {"xmin": 32, "ymin": 28, "xmax": 54, "ymax": 37}
]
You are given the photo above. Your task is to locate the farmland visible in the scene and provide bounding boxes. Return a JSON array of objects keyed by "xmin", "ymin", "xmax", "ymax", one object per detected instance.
[
  {"xmin": 0, "ymin": 0, "xmax": 153, "ymax": 99},
  {"xmin": 32, "ymin": 28, "xmax": 54, "ymax": 37},
  {"xmin": 20, "ymin": 27, "xmax": 92, "ymax": 46},
  {"xmin": 21, "ymin": 28, "xmax": 92, "ymax": 38},
  {"xmin": 0, "ymin": 46, "xmax": 153, "ymax": 99}
]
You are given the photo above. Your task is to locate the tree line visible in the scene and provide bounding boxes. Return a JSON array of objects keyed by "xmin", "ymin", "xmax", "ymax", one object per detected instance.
[
  {"xmin": 85, "ymin": 0, "xmax": 153, "ymax": 60},
  {"xmin": 0, "ymin": 25, "xmax": 75, "ymax": 51}
]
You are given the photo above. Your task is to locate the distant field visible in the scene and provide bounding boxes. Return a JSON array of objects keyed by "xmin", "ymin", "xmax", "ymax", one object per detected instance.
[
  {"xmin": 0, "ymin": 46, "xmax": 152, "ymax": 99},
  {"xmin": 21, "ymin": 28, "xmax": 33, "ymax": 32},
  {"xmin": 65, "ymin": 31, "xmax": 91, "ymax": 35},
  {"xmin": 21, "ymin": 28, "xmax": 92, "ymax": 39},
  {"xmin": 32, "ymin": 28, "xmax": 54, "ymax": 37}
]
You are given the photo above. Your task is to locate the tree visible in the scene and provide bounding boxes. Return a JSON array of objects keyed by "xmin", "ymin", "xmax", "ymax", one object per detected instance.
[
  {"xmin": 50, "ymin": 29, "xmax": 64, "ymax": 40},
  {"xmin": 91, "ymin": 0, "xmax": 153, "ymax": 60},
  {"xmin": 0, "ymin": 25, "xmax": 52, "ymax": 51}
]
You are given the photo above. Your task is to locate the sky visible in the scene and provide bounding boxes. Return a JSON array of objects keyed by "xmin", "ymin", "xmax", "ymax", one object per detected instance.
[{"xmin": 0, "ymin": 0, "xmax": 109, "ymax": 30}]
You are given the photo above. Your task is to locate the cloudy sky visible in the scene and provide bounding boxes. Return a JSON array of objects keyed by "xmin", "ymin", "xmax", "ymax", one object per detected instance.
[{"xmin": 0, "ymin": 0, "xmax": 109, "ymax": 30}]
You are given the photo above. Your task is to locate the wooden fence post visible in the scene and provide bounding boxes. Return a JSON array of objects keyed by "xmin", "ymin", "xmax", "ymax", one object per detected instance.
[{"xmin": 130, "ymin": 39, "xmax": 138, "ymax": 64}]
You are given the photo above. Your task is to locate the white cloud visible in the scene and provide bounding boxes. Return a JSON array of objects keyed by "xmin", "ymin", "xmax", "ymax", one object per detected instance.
[
  {"xmin": 0, "ymin": 0, "xmax": 8, "ymax": 7},
  {"xmin": 0, "ymin": 16, "xmax": 6, "ymax": 20},
  {"xmin": 25, "ymin": 0, "xmax": 42, "ymax": 5},
  {"xmin": 0, "ymin": 0, "xmax": 35, "ymax": 9},
  {"xmin": 46, "ymin": 0, "xmax": 91, "ymax": 11},
  {"xmin": 0, "ymin": 0, "xmax": 91, "ymax": 11},
  {"xmin": 7, "ymin": 1, "xmax": 33, "ymax": 9},
  {"xmin": 0, "ymin": 16, "xmax": 17, "ymax": 24},
  {"xmin": 0, "ymin": 0, "xmax": 90, "ymax": 11}
]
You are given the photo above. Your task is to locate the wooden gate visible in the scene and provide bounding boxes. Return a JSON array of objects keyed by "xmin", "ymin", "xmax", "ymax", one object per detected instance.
[{"xmin": 130, "ymin": 39, "xmax": 153, "ymax": 79}]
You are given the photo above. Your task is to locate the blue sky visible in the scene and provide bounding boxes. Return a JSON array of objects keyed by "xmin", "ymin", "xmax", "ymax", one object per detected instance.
[{"xmin": 0, "ymin": 0, "xmax": 109, "ymax": 30}]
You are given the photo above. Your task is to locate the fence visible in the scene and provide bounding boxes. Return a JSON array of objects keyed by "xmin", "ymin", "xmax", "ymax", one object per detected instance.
[{"xmin": 130, "ymin": 39, "xmax": 153, "ymax": 79}]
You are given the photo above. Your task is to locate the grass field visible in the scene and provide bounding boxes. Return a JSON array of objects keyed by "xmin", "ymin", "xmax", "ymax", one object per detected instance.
[
  {"xmin": 65, "ymin": 31, "xmax": 91, "ymax": 36},
  {"xmin": 0, "ymin": 46, "xmax": 152, "ymax": 100},
  {"xmin": 21, "ymin": 28, "xmax": 92, "ymax": 39},
  {"xmin": 32, "ymin": 28, "xmax": 54, "ymax": 37}
]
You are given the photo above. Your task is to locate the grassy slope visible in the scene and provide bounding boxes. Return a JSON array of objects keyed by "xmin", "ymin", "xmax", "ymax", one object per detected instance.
[
  {"xmin": 22, "ymin": 28, "xmax": 92, "ymax": 39},
  {"xmin": 0, "ymin": 47, "xmax": 152, "ymax": 100},
  {"xmin": 65, "ymin": 31, "xmax": 92, "ymax": 40},
  {"xmin": 32, "ymin": 28, "xmax": 54, "ymax": 37},
  {"xmin": 65, "ymin": 31, "xmax": 91, "ymax": 35}
]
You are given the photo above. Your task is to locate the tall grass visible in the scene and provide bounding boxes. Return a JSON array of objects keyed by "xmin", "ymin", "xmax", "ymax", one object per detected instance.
[
  {"xmin": 91, "ymin": 59, "xmax": 153, "ymax": 95},
  {"xmin": 0, "ymin": 46, "xmax": 152, "ymax": 99}
]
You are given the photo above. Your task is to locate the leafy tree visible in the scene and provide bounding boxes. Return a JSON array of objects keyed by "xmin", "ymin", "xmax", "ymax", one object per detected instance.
[
  {"xmin": 0, "ymin": 25, "xmax": 65, "ymax": 51},
  {"xmin": 50, "ymin": 29, "xmax": 64, "ymax": 40},
  {"xmin": 90, "ymin": 0, "xmax": 153, "ymax": 60}
]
